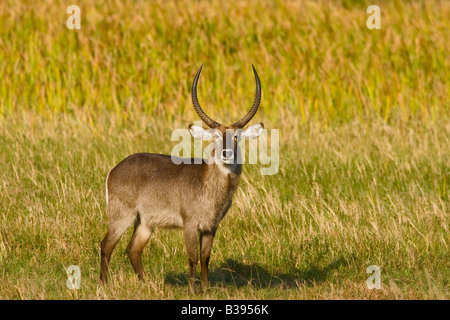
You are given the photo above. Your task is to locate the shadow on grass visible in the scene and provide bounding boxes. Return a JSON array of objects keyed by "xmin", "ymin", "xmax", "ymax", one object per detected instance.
[{"xmin": 164, "ymin": 257, "xmax": 346, "ymax": 289}]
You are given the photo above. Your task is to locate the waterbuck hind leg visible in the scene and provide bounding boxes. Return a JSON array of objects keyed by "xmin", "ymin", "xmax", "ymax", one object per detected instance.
[
  {"xmin": 200, "ymin": 230, "xmax": 216, "ymax": 291},
  {"xmin": 100, "ymin": 228, "xmax": 126, "ymax": 284},
  {"xmin": 100, "ymin": 204, "xmax": 136, "ymax": 284},
  {"xmin": 126, "ymin": 217, "xmax": 153, "ymax": 281},
  {"xmin": 183, "ymin": 226, "xmax": 199, "ymax": 294}
]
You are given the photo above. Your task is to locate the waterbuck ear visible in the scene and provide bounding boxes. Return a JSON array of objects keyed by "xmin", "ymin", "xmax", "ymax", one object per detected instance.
[
  {"xmin": 189, "ymin": 125, "xmax": 219, "ymax": 141},
  {"xmin": 189, "ymin": 125, "xmax": 209, "ymax": 140},
  {"xmin": 240, "ymin": 123, "xmax": 264, "ymax": 140}
]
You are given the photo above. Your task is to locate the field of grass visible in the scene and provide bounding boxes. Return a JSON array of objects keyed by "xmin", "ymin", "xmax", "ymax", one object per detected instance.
[{"xmin": 0, "ymin": 0, "xmax": 448, "ymax": 299}]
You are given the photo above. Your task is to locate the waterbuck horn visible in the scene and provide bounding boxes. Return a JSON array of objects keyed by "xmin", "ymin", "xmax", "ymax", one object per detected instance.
[
  {"xmin": 191, "ymin": 65, "xmax": 221, "ymax": 128},
  {"xmin": 233, "ymin": 64, "xmax": 261, "ymax": 128}
]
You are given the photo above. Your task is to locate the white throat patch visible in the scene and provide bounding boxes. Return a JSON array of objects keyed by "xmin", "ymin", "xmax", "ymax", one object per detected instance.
[{"xmin": 217, "ymin": 163, "xmax": 233, "ymax": 175}]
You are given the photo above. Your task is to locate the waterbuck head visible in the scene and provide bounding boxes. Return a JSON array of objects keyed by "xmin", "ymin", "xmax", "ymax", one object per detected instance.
[{"xmin": 188, "ymin": 65, "xmax": 264, "ymax": 165}]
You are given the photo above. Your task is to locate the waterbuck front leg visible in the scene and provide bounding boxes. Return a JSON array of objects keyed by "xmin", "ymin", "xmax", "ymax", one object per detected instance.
[
  {"xmin": 199, "ymin": 201, "xmax": 231, "ymax": 291},
  {"xmin": 183, "ymin": 225, "xmax": 199, "ymax": 293},
  {"xmin": 200, "ymin": 229, "xmax": 216, "ymax": 291}
]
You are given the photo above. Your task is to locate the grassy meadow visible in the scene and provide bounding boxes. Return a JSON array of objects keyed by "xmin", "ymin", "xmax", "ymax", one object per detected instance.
[{"xmin": 0, "ymin": 0, "xmax": 449, "ymax": 299}]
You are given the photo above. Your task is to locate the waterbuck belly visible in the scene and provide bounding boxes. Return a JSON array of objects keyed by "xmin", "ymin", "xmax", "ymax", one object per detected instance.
[
  {"xmin": 143, "ymin": 208, "xmax": 184, "ymax": 228},
  {"xmin": 137, "ymin": 193, "xmax": 184, "ymax": 228}
]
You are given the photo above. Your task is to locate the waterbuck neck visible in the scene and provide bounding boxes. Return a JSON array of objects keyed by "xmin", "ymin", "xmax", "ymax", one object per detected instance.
[{"xmin": 202, "ymin": 162, "xmax": 242, "ymax": 197}]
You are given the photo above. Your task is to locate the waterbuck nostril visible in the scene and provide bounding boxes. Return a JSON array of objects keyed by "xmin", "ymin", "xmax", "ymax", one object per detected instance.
[{"xmin": 222, "ymin": 150, "xmax": 233, "ymax": 159}]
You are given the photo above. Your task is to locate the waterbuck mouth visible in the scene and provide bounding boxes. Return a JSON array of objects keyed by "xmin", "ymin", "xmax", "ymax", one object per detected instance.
[{"xmin": 221, "ymin": 157, "xmax": 235, "ymax": 165}]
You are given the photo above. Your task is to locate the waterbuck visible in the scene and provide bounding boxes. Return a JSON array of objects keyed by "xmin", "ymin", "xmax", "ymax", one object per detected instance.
[{"xmin": 100, "ymin": 65, "xmax": 264, "ymax": 292}]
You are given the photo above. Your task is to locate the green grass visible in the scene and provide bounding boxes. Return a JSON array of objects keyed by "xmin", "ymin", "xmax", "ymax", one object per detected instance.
[
  {"xmin": 0, "ymin": 0, "xmax": 449, "ymax": 299},
  {"xmin": 0, "ymin": 0, "xmax": 448, "ymax": 122}
]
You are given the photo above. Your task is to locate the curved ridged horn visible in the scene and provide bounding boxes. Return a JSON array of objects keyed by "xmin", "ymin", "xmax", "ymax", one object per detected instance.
[
  {"xmin": 191, "ymin": 65, "xmax": 221, "ymax": 128},
  {"xmin": 233, "ymin": 65, "xmax": 261, "ymax": 128}
]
